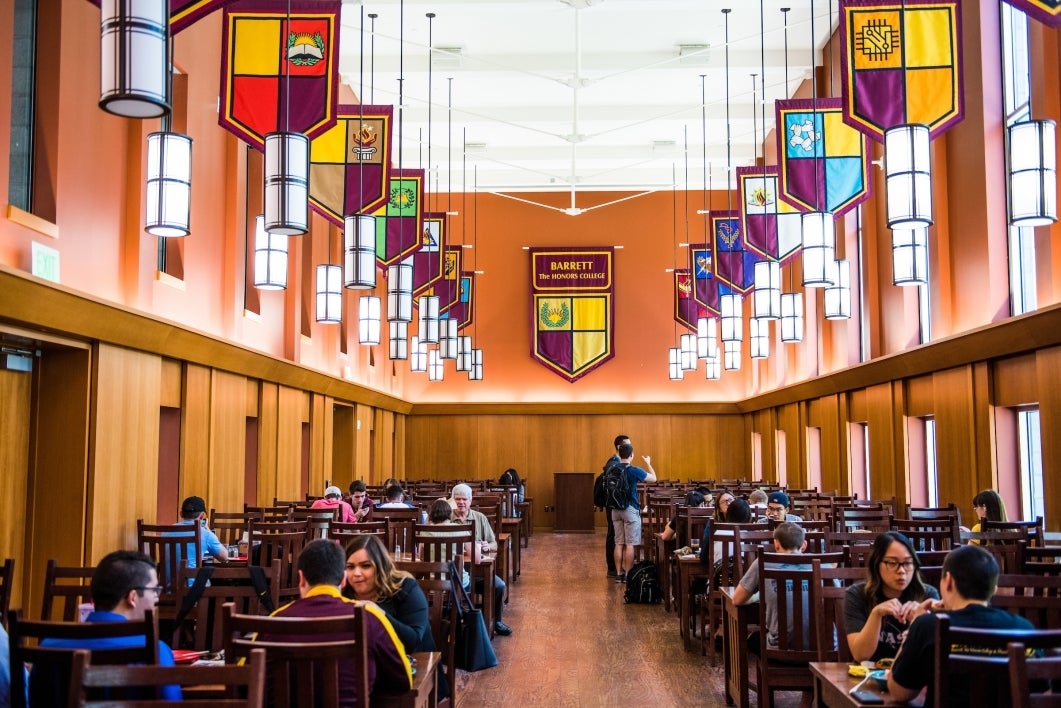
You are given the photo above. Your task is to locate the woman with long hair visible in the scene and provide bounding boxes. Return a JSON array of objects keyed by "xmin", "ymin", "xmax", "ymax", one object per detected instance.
[
  {"xmin": 844, "ymin": 531, "xmax": 940, "ymax": 662},
  {"xmin": 971, "ymin": 489, "xmax": 1008, "ymax": 530},
  {"xmin": 659, "ymin": 490, "xmax": 708, "ymax": 546}
]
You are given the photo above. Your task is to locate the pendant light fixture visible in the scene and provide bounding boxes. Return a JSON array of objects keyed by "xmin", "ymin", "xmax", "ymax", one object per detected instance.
[
  {"xmin": 389, "ymin": 320, "xmax": 408, "ymax": 360},
  {"xmin": 410, "ymin": 335, "xmax": 428, "ymax": 372},
  {"xmin": 892, "ymin": 226, "xmax": 929, "ymax": 286},
  {"xmin": 100, "ymin": 0, "xmax": 170, "ymax": 118},
  {"xmin": 428, "ymin": 348, "xmax": 445, "ymax": 381},
  {"xmin": 418, "ymin": 295, "xmax": 440, "ymax": 344},
  {"xmin": 720, "ymin": 293, "xmax": 743, "ymax": 344},
  {"xmin": 253, "ymin": 214, "xmax": 288, "ymax": 290},
  {"xmin": 780, "ymin": 292, "xmax": 804, "ymax": 342},
  {"xmin": 387, "ymin": 261, "xmax": 413, "ymax": 323},
  {"xmin": 750, "ymin": 317, "xmax": 769, "ymax": 359},
  {"xmin": 315, "ymin": 265, "xmax": 343, "ymax": 323},
  {"xmin": 884, "ymin": 124, "xmax": 932, "ymax": 229},
  {"xmin": 752, "ymin": 260, "xmax": 781, "ymax": 320},
  {"xmin": 455, "ymin": 335, "xmax": 473, "ymax": 372},
  {"xmin": 704, "ymin": 354, "xmax": 721, "ymax": 380},
  {"xmin": 824, "ymin": 259, "xmax": 852, "ymax": 319},
  {"xmin": 697, "ymin": 316, "xmax": 718, "ymax": 360},
  {"xmin": 680, "ymin": 333, "xmax": 697, "ymax": 371},
  {"xmin": 1008, "ymin": 119, "xmax": 1057, "ymax": 227},
  {"xmin": 358, "ymin": 295, "xmax": 381, "ymax": 345},
  {"xmin": 723, "ymin": 339, "xmax": 742, "ymax": 371},
  {"xmin": 468, "ymin": 348, "xmax": 483, "ymax": 381},
  {"xmin": 346, "ymin": 10, "xmax": 377, "ymax": 289},
  {"xmin": 264, "ymin": 131, "xmax": 310, "ymax": 235},
  {"xmin": 669, "ymin": 347, "xmax": 683, "ymax": 381},
  {"xmin": 439, "ymin": 318, "xmax": 458, "ymax": 359},
  {"xmin": 801, "ymin": 0, "xmax": 837, "ymax": 288},
  {"xmin": 468, "ymin": 163, "xmax": 484, "ymax": 381},
  {"xmin": 145, "ymin": 128, "xmax": 192, "ymax": 236}
]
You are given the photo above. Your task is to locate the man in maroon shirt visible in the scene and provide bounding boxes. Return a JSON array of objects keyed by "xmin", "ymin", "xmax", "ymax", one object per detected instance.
[{"xmin": 262, "ymin": 539, "xmax": 412, "ymax": 706}]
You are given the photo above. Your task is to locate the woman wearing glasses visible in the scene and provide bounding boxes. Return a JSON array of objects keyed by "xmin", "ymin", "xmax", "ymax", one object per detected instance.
[{"xmin": 843, "ymin": 531, "xmax": 940, "ymax": 663}]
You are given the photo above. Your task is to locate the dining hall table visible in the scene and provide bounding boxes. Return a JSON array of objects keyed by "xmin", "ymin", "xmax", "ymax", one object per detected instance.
[
  {"xmin": 809, "ymin": 661, "xmax": 924, "ymax": 708},
  {"xmin": 721, "ymin": 586, "xmax": 758, "ymax": 708}
]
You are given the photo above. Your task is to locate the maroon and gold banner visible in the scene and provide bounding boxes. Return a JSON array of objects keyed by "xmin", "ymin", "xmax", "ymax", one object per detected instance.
[
  {"xmin": 427, "ymin": 245, "xmax": 463, "ymax": 314},
  {"xmin": 689, "ymin": 242, "xmax": 721, "ymax": 316},
  {"xmin": 309, "ymin": 104, "xmax": 393, "ymax": 226},
  {"xmin": 674, "ymin": 269, "xmax": 702, "ymax": 331},
  {"xmin": 1003, "ymin": 0, "xmax": 1061, "ymax": 27},
  {"xmin": 372, "ymin": 170, "xmax": 425, "ymax": 267},
  {"xmin": 219, "ymin": 0, "xmax": 341, "ymax": 148},
  {"xmin": 737, "ymin": 166, "xmax": 803, "ymax": 264},
  {"xmin": 440, "ymin": 271, "xmax": 475, "ymax": 329},
  {"xmin": 840, "ymin": 0, "xmax": 963, "ymax": 141},
  {"xmin": 530, "ymin": 247, "xmax": 615, "ymax": 383},
  {"xmin": 410, "ymin": 213, "xmax": 447, "ymax": 296},
  {"xmin": 87, "ymin": 0, "xmax": 233, "ymax": 33}
]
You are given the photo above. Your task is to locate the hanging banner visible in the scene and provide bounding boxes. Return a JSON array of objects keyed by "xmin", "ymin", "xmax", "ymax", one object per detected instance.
[
  {"xmin": 440, "ymin": 271, "xmax": 475, "ymax": 329},
  {"xmin": 425, "ymin": 245, "xmax": 463, "ymax": 315},
  {"xmin": 86, "ymin": 0, "xmax": 233, "ymax": 34},
  {"xmin": 736, "ymin": 166, "xmax": 803, "ymax": 265},
  {"xmin": 308, "ymin": 104, "xmax": 393, "ymax": 226},
  {"xmin": 840, "ymin": 0, "xmax": 963, "ymax": 141},
  {"xmin": 711, "ymin": 210, "xmax": 756, "ymax": 294},
  {"xmin": 689, "ymin": 242, "xmax": 721, "ymax": 316},
  {"xmin": 219, "ymin": 0, "xmax": 341, "ymax": 148},
  {"xmin": 776, "ymin": 98, "xmax": 871, "ymax": 217},
  {"xmin": 674, "ymin": 269, "xmax": 702, "ymax": 331},
  {"xmin": 410, "ymin": 213, "xmax": 447, "ymax": 296},
  {"xmin": 372, "ymin": 169, "xmax": 425, "ymax": 267},
  {"xmin": 1003, "ymin": 0, "xmax": 1061, "ymax": 26},
  {"xmin": 530, "ymin": 247, "xmax": 615, "ymax": 383}
]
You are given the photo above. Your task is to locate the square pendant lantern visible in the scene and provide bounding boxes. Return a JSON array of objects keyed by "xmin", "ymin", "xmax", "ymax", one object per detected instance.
[
  {"xmin": 409, "ymin": 336, "xmax": 428, "ymax": 372},
  {"xmin": 468, "ymin": 349, "xmax": 484, "ymax": 381},
  {"xmin": 428, "ymin": 349, "xmax": 445, "ymax": 381},
  {"xmin": 704, "ymin": 355, "xmax": 721, "ymax": 380},
  {"xmin": 264, "ymin": 131, "xmax": 309, "ymax": 235},
  {"xmin": 418, "ymin": 295, "xmax": 440, "ymax": 344},
  {"xmin": 145, "ymin": 131, "xmax": 192, "ymax": 237},
  {"xmin": 439, "ymin": 318, "xmax": 459, "ymax": 359},
  {"xmin": 100, "ymin": 0, "xmax": 170, "ymax": 118},
  {"xmin": 824, "ymin": 260, "xmax": 852, "ymax": 320},
  {"xmin": 697, "ymin": 317, "xmax": 718, "ymax": 360},
  {"xmin": 668, "ymin": 347, "xmax": 683, "ymax": 380},
  {"xmin": 720, "ymin": 294, "xmax": 743, "ymax": 343},
  {"xmin": 723, "ymin": 340, "xmax": 742, "ymax": 371},
  {"xmin": 780, "ymin": 292, "xmax": 804, "ymax": 343},
  {"xmin": 750, "ymin": 317, "xmax": 769, "ymax": 359}
]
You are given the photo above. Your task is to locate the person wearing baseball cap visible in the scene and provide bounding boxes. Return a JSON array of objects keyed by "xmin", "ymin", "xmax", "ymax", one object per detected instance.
[
  {"xmin": 178, "ymin": 495, "xmax": 229, "ymax": 564},
  {"xmin": 310, "ymin": 485, "xmax": 357, "ymax": 523},
  {"xmin": 757, "ymin": 491, "xmax": 803, "ymax": 523}
]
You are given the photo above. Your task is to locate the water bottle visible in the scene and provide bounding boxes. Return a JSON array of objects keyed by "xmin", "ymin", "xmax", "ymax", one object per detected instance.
[{"xmin": 420, "ymin": 509, "xmax": 428, "ymax": 524}]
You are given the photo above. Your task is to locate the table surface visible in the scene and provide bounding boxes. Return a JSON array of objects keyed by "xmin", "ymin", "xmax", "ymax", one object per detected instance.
[
  {"xmin": 377, "ymin": 651, "xmax": 441, "ymax": 708},
  {"xmin": 810, "ymin": 662, "xmax": 924, "ymax": 708}
]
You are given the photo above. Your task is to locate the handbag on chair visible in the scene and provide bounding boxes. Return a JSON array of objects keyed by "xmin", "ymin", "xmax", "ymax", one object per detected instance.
[{"xmin": 447, "ymin": 561, "xmax": 498, "ymax": 672}]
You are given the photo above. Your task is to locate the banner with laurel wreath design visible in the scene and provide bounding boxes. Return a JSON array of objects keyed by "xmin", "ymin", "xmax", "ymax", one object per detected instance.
[{"xmin": 530, "ymin": 247, "xmax": 615, "ymax": 383}]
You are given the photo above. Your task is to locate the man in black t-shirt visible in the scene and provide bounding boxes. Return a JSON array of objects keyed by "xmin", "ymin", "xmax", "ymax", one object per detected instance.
[{"xmin": 887, "ymin": 544, "xmax": 1034, "ymax": 706}]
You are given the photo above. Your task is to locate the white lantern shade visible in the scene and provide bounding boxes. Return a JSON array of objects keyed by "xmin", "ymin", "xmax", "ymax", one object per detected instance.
[
  {"xmin": 409, "ymin": 336, "xmax": 428, "ymax": 372},
  {"xmin": 469, "ymin": 348, "xmax": 484, "ymax": 381},
  {"xmin": 723, "ymin": 339, "xmax": 741, "ymax": 371},
  {"xmin": 1009, "ymin": 119, "xmax": 1057, "ymax": 227},
  {"xmin": 418, "ymin": 295, "xmax": 440, "ymax": 344},
  {"xmin": 439, "ymin": 318, "xmax": 459, "ymax": 359},
  {"xmin": 389, "ymin": 320, "xmax": 408, "ymax": 360},
  {"xmin": 100, "ymin": 0, "xmax": 169, "ymax": 118},
  {"xmin": 753, "ymin": 260, "xmax": 781, "ymax": 319},
  {"xmin": 428, "ymin": 348, "xmax": 445, "ymax": 381},
  {"xmin": 253, "ymin": 215, "xmax": 287, "ymax": 290},
  {"xmin": 315, "ymin": 264, "xmax": 342, "ymax": 323},
  {"xmin": 358, "ymin": 295, "xmax": 381, "ymax": 345},
  {"xmin": 680, "ymin": 333, "xmax": 697, "ymax": 370},
  {"xmin": 885, "ymin": 124, "xmax": 933, "ymax": 229},
  {"xmin": 750, "ymin": 317, "xmax": 769, "ymax": 359},
  {"xmin": 704, "ymin": 355, "xmax": 721, "ymax": 380},
  {"xmin": 892, "ymin": 226, "xmax": 929, "ymax": 286},
  {"xmin": 344, "ymin": 215, "xmax": 377, "ymax": 289},
  {"xmin": 264, "ymin": 131, "xmax": 309, "ymax": 235},
  {"xmin": 720, "ymin": 294, "xmax": 743, "ymax": 342},
  {"xmin": 824, "ymin": 259, "xmax": 852, "ymax": 320},
  {"xmin": 145, "ymin": 132, "xmax": 191, "ymax": 237},
  {"xmin": 668, "ymin": 347, "xmax": 683, "ymax": 380},
  {"xmin": 456, "ymin": 335, "xmax": 473, "ymax": 371},
  {"xmin": 780, "ymin": 292, "xmax": 804, "ymax": 343},
  {"xmin": 801, "ymin": 211, "xmax": 836, "ymax": 287},
  {"xmin": 697, "ymin": 317, "xmax": 718, "ymax": 359},
  {"xmin": 387, "ymin": 262, "xmax": 413, "ymax": 323}
]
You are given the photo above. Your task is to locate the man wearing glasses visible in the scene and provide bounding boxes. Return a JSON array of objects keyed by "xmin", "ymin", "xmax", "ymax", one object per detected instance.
[
  {"xmin": 757, "ymin": 491, "xmax": 803, "ymax": 523},
  {"xmin": 35, "ymin": 550, "xmax": 180, "ymax": 701}
]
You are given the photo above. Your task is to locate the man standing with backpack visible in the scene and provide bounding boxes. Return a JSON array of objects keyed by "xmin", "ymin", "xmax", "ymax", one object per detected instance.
[
  {"xmin": 595, "ymin": 434, "xmax": 629, "ymax": 578},
  {"xmin": 608, "ymin": 441, "xmax": 656, "ymax": 583}
]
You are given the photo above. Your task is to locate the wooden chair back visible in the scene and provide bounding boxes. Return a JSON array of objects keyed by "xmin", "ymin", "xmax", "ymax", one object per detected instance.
[
  {"xmin": 0, "ymin": 558, "xmax": 13, "ymax": 628},
  {"xmin": 412, "ymin": 522, "xmax": 475, "ymax": 578},
  {"xmin": 960, "ymin": 532, "xmax": 1028, "ymax": 573},
  {"xmin": 209, "ymin": 510, "xmax": 249, "ymax": 547},
  {"xmin": 933, "ymin": 613, "xmax": 1061, "ymax": 708},
  {"xmin": 273, "ymin": 498, "xmax": 308, "ymax": 509},
  {"xmin": 916, "ymin": 549, "xmax": 950, "ymax": 588},
  {"xmin": 826, "ymin": 528, "xmax": 877, "ymax": 556},
  {"xmin": 755, "ymin": 556, "xmax": 836, "ymax": 703},
  {"xmin": 1023, "ymin": 546, "xmax": 1061, "ymax": 575},
  {"xmin": 68, "ymin": 646, "xmax": 266, "ymax": 706},
  {"xmin": 244, "ymin": 505, "xmax": 292, "ymax": 522},
  {"xmin": 372, "ymin": 507, "xmax": 422, "ymax": 553},
  {"xmin": 328, "ymin": 521, "xmax": 389, "ymax": 546},
  {"xmin": 836, "ymin": 507, "xmax": 893, "ymax": 534},
  {"xmin": 905, "ymin": 502, "xmax": 963, "ymax": 528},
  {"xmin": 820, "ymin": 565, "xmax": 870, "ymax": 663},
  {"xmin": 992, "ymin": 573, "xmax": 1061, "ymax": 629},
  {"xmin": 173, "ymin": 559, "xmax": 281, "ymax": 652},
  {"xmin": 703, "ymin": 522, "xmax": 758, "ymax": 664},
  {"xmin": 248, "ymin": 520, "xmax": 308, "ymax": 602},
  {"xmin": 136, "ymin": 520, "xmax": 202, "ymax": 606},
  {"xmin": 291, "ymin": 508, "xmax": 338, "ymax": 541},
  {"xmin": 790, "ymin": 498, "xmax": 834, "ymax": 525},
  {"xmin": 8, "ymin": 608, "xmax": 159, "ymax": 708},
  {"xmin": 398, "ymin": 560, "xmax": 457, "ymax": 700},
  {"xmin": 684, "ymin": 507, "xmax": 714, "ymax": 551},
  {"xmin": 222, "ymin": 602, "xmax": 370, "ymax": 708},
  {"xmin": 891, "ymin": 517, "xmax": 958, "ymax": 551},
  {"xmin": 40, "ymin": 560, "xmax": 94, "ymax": 621},
  {"xmin": 983, "ymin": 518, "xmax": 1046, "ymax": 547},
  {"xmin": 1007, "ymin": 641, "xmax": 1061, "ymax": 708}
]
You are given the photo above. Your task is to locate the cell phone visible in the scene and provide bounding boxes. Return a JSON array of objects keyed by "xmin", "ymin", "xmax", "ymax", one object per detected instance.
[{"xmin": 849, "ymin": 689, "xmax": 884, "ymax": 705}]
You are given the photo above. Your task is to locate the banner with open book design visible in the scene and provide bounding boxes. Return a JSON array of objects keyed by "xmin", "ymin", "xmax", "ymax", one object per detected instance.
[{"xmin": 530, "ymin": 247, "xmax": 615, "ymax": 383}]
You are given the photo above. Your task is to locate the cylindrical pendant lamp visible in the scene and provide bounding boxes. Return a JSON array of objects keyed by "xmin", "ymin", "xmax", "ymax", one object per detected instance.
[
  {"xmin": 264, "ymin": 131, "xmax": 309, "ymax": 235},
  {"xmin": 145, "ymin": 131, "xmax": 191, "ymax": 237},
  {"xmin": 780, "ymin": 292, "xmax": 804, "ymax": 343},
  {"xmin": 428, "ymin": 348, "xmax": 445, "ymax": 381},
  {"xmin": 315, "ymin": 264, "xmax": 342, "ymax": 323},
  {"xmin": 387, "ymin": 262, "xmax": 413, "ymax": 323},
  {"xmin": 344, "ymin": 215, "xmax": 377, "ymax": 289},
  {"xmin": 720, "ymin": 294, "xmax": 743, "ymax": 343},
  {"xmin": 389, "ymin": 320, "xmax": 408, "ymax": 360},
  {"xmin": 824, "ymin": 259, "xmax": 852, "ymax": 320},
  {"xmin": 409, "ymin": 336, "xmax": 428, "ymax": 372},
  {"xmin": 801, "ymin": 211, "xmax": 836, "ymax": 287},
  {"xmin": 697, "ymin": 317, "xmax": 718, "ymax": 360},
  {"xmin": 1008, "ymin": 119, "xmax": 1057, "ymax": 227},
  {"xmin": 439, "ymin": 318, "xmax": 459, "ymax": 359},
  {"xmin": 750, "ymin": 317, "xmax": 769, "ymax": 359},
  {"xmin": 753, "ymin": 260, "xmax": 781, "ymax": 319},
  {"xmin": 723, "ymin": 340, "xmax": 742, "ymax": 371},
  {"xmin": 468, "ymin": 348, "xmax": 484, "ymax": 381},
  {"xmin": 100, "ymin": 0, "xmax": 169, "ymax": 118},
  {"xmin": 418, "ymin": 295, "xmax": 440, "ymax": 344},
  {"xmin": 253, "ymin": 215, "xmax": 288, "ymax": 290},
  {"xmin": 358, "ymin": 295, "xmax": 381, "ymax": 345},
  {"xmin": 668, "ymin": 347, "xmax": 683, "ymax": 380},
  {"xmin": 892, "ymin": 226, "xmax": 929, "ymax": 286},
  {"xmin": 884, "ymin": 124, "xmax": 932, "ymax": 229}
]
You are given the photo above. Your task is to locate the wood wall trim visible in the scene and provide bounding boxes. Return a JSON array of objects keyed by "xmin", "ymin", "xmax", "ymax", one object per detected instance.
[
  {"xmin": 408, "ymin": 401, "xmax": 744, "ymax": 416},
  {"xmin": 0, "ymin": 266, "xmax": 410, "ymax": 413}
]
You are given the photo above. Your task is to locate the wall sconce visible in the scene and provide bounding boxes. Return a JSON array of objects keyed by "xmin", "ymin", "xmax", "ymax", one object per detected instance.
[
  {"xmin": 780, "ymin": 292, "xmax": 804, "ymax": 343},
  {"xmin": 439, "ymin": 318, "xmax": 458, "ymax": 359},
  {"xmin": 801, "ymin": 211, "xmax": 836, "ymax": 287},
  {"xmin": 428, "ymin": 348, "xmax": 444, "ymax": 381},
  {"xmin": 145, "ymin": 131, "xmax": 191, "ymax": 237},
  {"xmin": 409, "ymin": 336, "xmax": 427, "ymax": 372},
  {"xmin": 885, "ymin": 124, "xmax": 932, "ymax": 229},
  {"xmin": 344, "ymin": 215, "xmax": 377, "ymax": 289},
  {"xmin": 387, "ymin": 262, "xmax": 413, "ymax": 323},
  {"xmin": 100, "ymin": 0, "xmax": 169, "ymax": 118},
  {"xmin": 418, "ymin": 295, "xmax": 440, "ymax": 344},
  {"xmin": 668, "ymin": 347, "xmax": 683, "ymax": 380},
  {"xmin": 720, "ymin": 293, "xmax": 743, "ymax": 343},
  {"xmin": 253, "ymin": 215, "xmax": 287, "ymax": 290},
  {"xmin": 358, "ymin": 295, "xmax": 381, "ymax": 345},
  {"xmin": 389, "ymin": 320, "xmax": 408, "ymax": 360},
  {"xmin": 264, "ymin": 131, "xmax": 309, "ymax": 235},
  {"xmin": 824, "ymin": 259, "xmax": 852, "ymax": 319},
  {"xmin": 753, "ymin": 260, "xmax": 781, "ymax": 319},
  {"xmin": 892, "ymin": 226, "xmax": 928, "ymax": 286},
  {"xmin": 749, "ymin": 317, "xmax": 769, "ymax": 359},
  {"xmin": 697, "ymin": 316, "xmax": 718, "ymax": 359},
  {"xmin": 1008, "ymin": 119, "xmax": 1057, "ymax": 227},
  {"xmin": 468, "ymin": 348, "xmax": 483, "ymax": 381},
  {"xmin": 723, "ymin": 339, "xmax": 741, "ymax": 371},
  {"xmin": 315, "ymin": 264, "xmax": 342, "ymax": 323}
]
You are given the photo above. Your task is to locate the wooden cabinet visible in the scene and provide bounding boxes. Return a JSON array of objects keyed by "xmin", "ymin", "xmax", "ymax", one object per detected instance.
[{"xmin": 553, "ymin": 472, "xmax": 595, "ymax": 533}]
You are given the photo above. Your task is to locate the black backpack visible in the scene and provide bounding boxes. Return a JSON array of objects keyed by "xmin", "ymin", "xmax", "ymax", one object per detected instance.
[
  {"xmin": 624, "ymin": 560, "xmax": 661, "ymax": 604},
  {"xmin": 603, "ymin": 462, "xmax": 631, "ymax": 510}
]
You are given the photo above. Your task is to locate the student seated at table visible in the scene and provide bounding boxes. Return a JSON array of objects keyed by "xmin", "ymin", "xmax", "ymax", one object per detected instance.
[
  {"xmin": 178, "ymin": 495, "xmax": 229, "ymax": 566},
  {"xmin": 700, "ymin": 497, "xmax": 753, "ymax": 567},
  {"xmin": 377, "ymin": 484, "xmax": 417, "ymax": 509},
  {"xmin": 658, "ymin": 490, "xmax": 708, "ymax": 547},
  {"xmin": 887, "ymin": 544, "xmax": 1033, "ymax": 706},
  {"xmin": 311, "ymin": 485, "xmax": 357, "ymax": 522},
  {"xmin": 34, "ymin": 550, "xmax": 180, "ymax": 703},
  {"xmin": 844, "ymin": 531, "xmax": 939, "ymax": 663}
]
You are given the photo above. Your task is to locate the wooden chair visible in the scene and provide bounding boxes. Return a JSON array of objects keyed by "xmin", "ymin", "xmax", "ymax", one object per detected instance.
[
  {"xmin": 68, "ymin": 646, "xmax": 266, "ymax": 707},
  {"xmin": 984, "ymin": 518, "xmax": 1046, "ymax": 547},
  {"xmin": 222, "ymin": 602, "xmax": 371, "ymax": 708},
  {"xmin": 960, "ymin": 531, "xmax": 1028, "ymax": 573},
  {"xmin": 906, "ymin": 502, "xmax": 963, "ymax": 528},
  {"xmin": 328, "ymin": 520, "xmax": 389, "ymax": 546},
  {"xmin": 248, "ymin": 520, "xmax": 308, "ymax": 603},
  {"xmin": 291, "ymin": 508, "xmax": 338, "ymax": 541},
  {"xmin": 136, "ymin": 520, "xmax": 203, "ymax": 623},
  {"xmin": 0, "ymin": 558, "xmax": 13, "ymax": 628},
  {"xmin": 1023, "ymin": 546, "xmax": 1061, "ymax": 574},
  {"xmin": 1007, "ymin": 640, "xmax": 1061, "ymax": 708},
  {"xmin": 684, "ymin": 507, "xmax": 714, "ymax": 552},
  {"xmin": 891, "ymin": 517, "xmax": 957, "ymax": 551},
  {"xmin": 273, "ymin": 498, "xmax": 307, "ymax": 509},
  {"xmin": 412, "ymin": 522, "xmax": 474, "ymax": 579},
  {"xmin": 172, "ymin": 559, "xmax": 281, "ymax": 652},
  {"xmin": 933, "ymin": 614, "xmax": 1061, "ymax": 708},
  {"xmin": 992, "ymin": 573, "xmax": 1061, "ymax": 629},
  {"xmin": 916, "ymin": 549, "xmax": 950, "ymax": 588},
  {"xmin": 209, "ymin": 510, "xmax": 249, "ymax": 548},
  {"xmin": 399, "ymin": 560, "xmax": 458, "ymax": 701},
  {"xmin": 790, "ymin": 498, "xmax": 834, "ymax": 525},
  {"xmin": 702, "ymin": 522, "xmax": 759, "ymax": 663},
  {"xmin": 754, "ymin": 555, "xmax": 837, "ymax": 706},
  {"xmin": 8, "ymin": 608, "xmax": 159, "ymax": 708},
  {"xmin": 820, "ymin": 565, "xmax": 870, "ymax": 663},
  {"xmin": 373, "ymin": 507, "xmax": 423, "ymax": 554},
  {"xmin": 836, "ymin": 507, "xmax": 893, "ymax": 534},
  {"xmin": 40, "ymin": 560, "xmax": 95, "ymax": 621},
  {"xmin": 244, "ymin": 505, "xmax": 292, "ymax": 522}
]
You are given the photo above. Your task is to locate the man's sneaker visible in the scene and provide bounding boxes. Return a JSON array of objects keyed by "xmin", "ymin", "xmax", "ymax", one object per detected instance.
[
  {"xmin": 616, "ymin": 572, "xmax": 626, "ymax": 583},
  {"xmin": 606, "ymin": 569, "xmax": 617, "ymax": 578},
  {"xmin": 494, "ymin": 621, "xmax": 513, "ymax": 636}
]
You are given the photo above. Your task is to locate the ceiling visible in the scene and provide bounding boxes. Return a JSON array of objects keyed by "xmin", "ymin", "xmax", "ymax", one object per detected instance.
[{"xmin": 338, "ymin": 0, "xmax": 838, "ymax": 209}]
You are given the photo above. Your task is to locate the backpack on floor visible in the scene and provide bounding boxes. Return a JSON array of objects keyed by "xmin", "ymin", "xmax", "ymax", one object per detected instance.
[
  {"xmin": 603, "ymin": 462, "xmax": 631, "ymax": 510},
  {"xmin": 624, "ymin": 560, "xmax": 661, "ymax": 604}
]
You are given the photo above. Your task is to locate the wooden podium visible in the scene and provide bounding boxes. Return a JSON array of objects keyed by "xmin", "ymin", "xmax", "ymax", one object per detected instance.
[{"xmin": 553, "ymin": 472, "xmax": 595, "ymax": 533}]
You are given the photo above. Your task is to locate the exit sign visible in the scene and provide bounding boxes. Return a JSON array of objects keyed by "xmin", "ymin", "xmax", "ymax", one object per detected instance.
[{"xmin": 31, "ymin": 241, "xmax": 60, "ymax": 282}]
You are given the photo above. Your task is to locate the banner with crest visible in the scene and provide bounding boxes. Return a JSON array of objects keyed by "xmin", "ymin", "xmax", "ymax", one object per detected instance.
[
  {"xmin": 711, "ymin": 210, "xmax": 756, "ymax": 294},
  {"xmin": 530, "ymin": 247, "xmax": 615, "ymax": 383},
  {"xmin": 372, "ymin": 170, "xmax": 425, "ymax": 267},
  {"xmin": 308, "ymin": 104, "xmax": 393, "ymax": 226},
  {"xmin": 87, "ymin": 0, "xmax": 233, "ymax": 34},
  {"xmin": 689, "ymin": 242, "xmax": 721, "ymax": 316},
  {"xmin": 410, "ymin": 213, "xmax": 447, "ymax": 296},
  {"xmin": 219, "ymin": 0, "xmax": 341, "ymax": 148},
  {"xmin": 674, "ymin": 269, "xmax": 703, "ymax": 331},
  {"xmin": 440, "ymin": 271, "xmax": 475, "ymax": 329},
  {"xmin": 776, "ymin": 98, "xmax": 871, "ymax": 217},
  {"xmin": 1003, "ymin": 0, "xmax": 1061, "ymax": 26},
  {"xmin": 840, "ymin": 0, "xmax": 963, "ymax": 141},
  {"xmin": 737, "ymin": 166, "xmax": 803, "ymax": 265}
]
